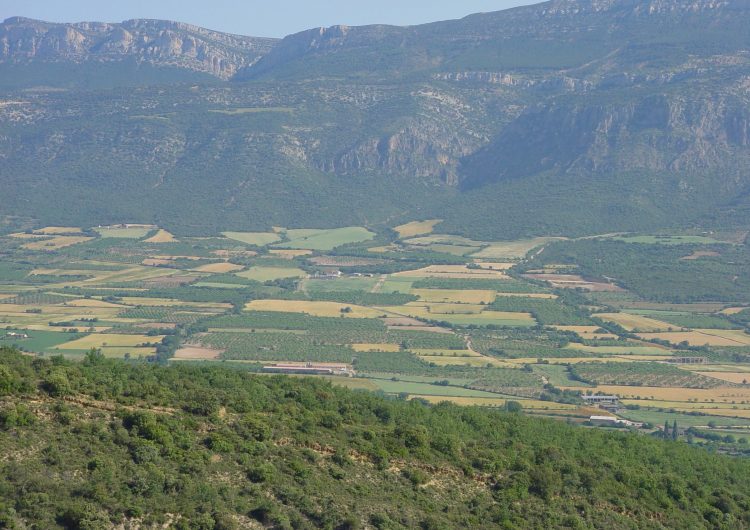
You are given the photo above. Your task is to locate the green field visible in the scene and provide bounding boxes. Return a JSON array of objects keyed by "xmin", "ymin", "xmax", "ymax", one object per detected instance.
[
  {"xmin": 275, "ymin": 227, "xmax": 375, "ymax": 250},
  {"xmin": 236, "ymin": 267, "xmax": 307, "ymax": 282},
  {"xmin": 221, "ymin": 231, "xmax": 282, "ymax": 246},
  {"xmin": 0, "ymin": 328, "xmax": 81, "ymax": 353}
]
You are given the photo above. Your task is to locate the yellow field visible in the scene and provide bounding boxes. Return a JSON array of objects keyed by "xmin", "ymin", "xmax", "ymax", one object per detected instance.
[
  {"xmin": 470, "ymin": 237, "xmax": 564, "ymax": 260},
  {"xmin": 118, "ymin": 297, "xmax": 231, "ymax": 310},
  {"xmin": 394, "ymin": 265, "xmax": 509, "ymax": 279},
  {"xmin": 595, "ymin": 313, "xmax": 674, "ymax": 332},
  {"xmin": 408, "ymin": 302, "xmax": 485, "ymax": 315},
  {"xmin": 22, "ymin": 236, "xmax": 93, "ymax": 250},
  {"xmin": 553, "ymin": 326, "xmax": 618, "ymax": 340},
  {"xmin": 245, "ymin": 299, "xmax": 385, "ymax": 318},
  {"xmin": 412, "ymin": 289, "xmax": 496, "ymax": 304},
  {"xmin": 351, "ymin": 343, "xmax": 401, "ymax": 352},
  {"xmin": 143, "ymin": 229, "xmax": 177, "ymax": 243},
  {"xmin": 471, "ymin": 262, "xmax": 515, "ymax": 270},
  {"xmin": 694, "ymin": 372, "xmax": 750, "ymax": 384},
  {"xmin": 560, "ymin": 385, "xmax": 750, "ymax": 402},
  {"xmin": 34, "ymin": 226, "xmax": 84, "ymax": 235},
  {"xmin": 418, "ymin": 356, "xmax": 509, "ymax": 367},
  {"xmin": 412, "ymin": 395, "xmax": 578, "ymax": 409},
  {"xmin": 720, "ymin": 307, "xmax": 748, "ymax": 315},
  {"xmin": 394, "ymin": 219, "xmax": 442, "ymax": 238},
  {"xmin": 174, "ymin": 346, "xmax": 222, "ymax": 360},
  {"xmin": 193, "ymin": 262, "xmax": 245, "ymax": 273},
  {"xmin": 56, "ymin": 334, "xmax": 165, "ymax": 350},
  {"xmin": 637, "ymin": 329, "xmax": 750, "ymax": 347}
]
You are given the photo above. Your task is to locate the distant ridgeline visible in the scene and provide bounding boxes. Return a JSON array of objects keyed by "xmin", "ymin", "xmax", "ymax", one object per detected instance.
[
  {"xmin": 2, "ymin": 0, "xmax": 750, "ymax": 237},
  {"xmin": 1, "ymin": 347, "xmax": 750, "ymax": 528}
]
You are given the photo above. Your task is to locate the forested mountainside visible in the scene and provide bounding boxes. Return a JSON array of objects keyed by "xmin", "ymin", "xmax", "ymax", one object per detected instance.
[
  {"xmin": 1, "ymin": 347, "xmax": 749, "ymax": 529},
  {"xmin": 2, "ymin": 0, "xmax": 750, "ymax": 237}
]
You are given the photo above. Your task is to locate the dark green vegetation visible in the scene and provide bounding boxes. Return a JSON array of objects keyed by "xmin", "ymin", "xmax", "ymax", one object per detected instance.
[
  {"xmin": 2, "ymin": 348, "xmax": 750, "ymax": 529},
  {"xmin": 524, "ymin": 239, "xmax": 750, "ymax": 303},
  {"xmin": 4, "ymin": 1, "xmax": 750, "ymax": 237},
  {"xmin": 570, "ymin": 363, "xmax": 725, "ymax": 389}
]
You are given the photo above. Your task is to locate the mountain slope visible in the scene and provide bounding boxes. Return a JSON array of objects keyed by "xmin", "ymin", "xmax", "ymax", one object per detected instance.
[
  {"xmin": 2, "ymin": 0, "xmax": 750, "ymax": 237},
  {"xmin": 0, "ymin": 17, "xmax": 278, "ymax": 87},
  {"xmin": 2, "ymin": 348, "xmax": 749, "ymax": 529}
]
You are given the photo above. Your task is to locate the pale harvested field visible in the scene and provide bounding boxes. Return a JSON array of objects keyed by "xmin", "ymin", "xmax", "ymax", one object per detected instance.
[
  {"xmin": 682, "ymin": 364, "xmax": 750, "ymax": 373},
  {"xmin": 23, "ymin": 236, "xmax": 93, "ymax": 250},
  {"xmin": 418, "ymin": 356, "xmax": 510, "ymax": 367},
  {"xmin": 57, "ymin": 334, "xmax": 165, "ymax": 350},
  {"xmin": 407, "ymin": 302, "xmax": 485, "ymax": 315},
  {"xmin": 118, "ymin": 297, "xmax": 231, "ymax": 310},
  {"xmin": 553, "ymin": 326, "xmax": 618, "ymax": 340},
  {"xmin": 237, "ymin": 266, "xmax": 306, "ymax": 282},
  {"xmin": 144, "ymin": 229, "xmax": 177, "ymax": 243},
  {"xmin": 393, "ymin": 219, "xmax": 442, "ymax": 238},
  {"xmin": 470, "ymin": 237, "xmax": 564, "ymax": 260},
  {"xmin": 377, "ymin": 305, "xmax": 534, "ymax": 326},
  {"xmin": 620, "ymin": 399, "xmax": 750, "ymax": 410},
  {"xmin": 394, "ymin": 265, "xmax": 509, "ymax": 279},
  {"xmin": 63, "ymin": 299, "xmax": 125, "ymax": 308},
  {"xmin": 245, "ymin": 299, "xmax": 385, "ymax": 318},
  {"xmin": 637, "ymin": 329, "xmax": 750, "ymax": 347},
  {"xmin": 174, "ymin": 346, "xmax": 223, "ymax": 360},
  {"xmin": 142, "ymin": 258, "xmax": 174, "ymax": 266},
  {"xmin": 34, "ymin": 226, "xmax": 84, "ymax": 235},
  {"xmin": 382, "ymin": 316, "xmax": 425, "ymax": 326},
  {"xmin": 412, "ymin": 289, "xmax": 496, "ymax": 304},
  {"xmin": 471, "ymin": 262, "xmax": 515, "ymax": 270},
  {"xmin": 351, "ymin": 343, "xmax": 401, "ymax": 352},
  {"xmin": 524, "ymin": 274, "xmax": 624, "ymax": 292},
  {"xmin": 193, "ymin": 262, "xmax": 245, "ymax": 273},
  {"xmin": 563, "ymin": 344, "xmax": 671, "ymax": 355},
  {"xmin": 560, "ymin": 385, "xmax": 750, "ymax": 402},
  {"xmin": 720, "ymin": 307, "xmax": 748, "ymax": 315},
  {"xmin": 99, "ymin": 347, "xmax": 157, "ymax": 358},
  {"xmin": 595, "ymin": 313, "xmax": 674, "ymax": 332},
  {"xmin": 694, "ymin": 372, "xmax": 750, "ymax": 384},
  {"xmin": 412, "ymin": 395, "xmax": 578, "ymax": 409}
]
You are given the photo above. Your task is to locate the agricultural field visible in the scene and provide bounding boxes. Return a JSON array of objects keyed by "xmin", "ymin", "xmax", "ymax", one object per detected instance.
[
  {"xmin": 4, "ymin": 223, "xmax": 750, "ymax": 434},
  {"xmin": 393, "ymin": 219, "xmax": 442, "ymax": 238}
]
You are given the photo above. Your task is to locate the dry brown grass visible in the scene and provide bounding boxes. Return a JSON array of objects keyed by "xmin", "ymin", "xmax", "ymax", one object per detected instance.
[
  {"xmin": 173, "ymin": 347, "xmax": 223, "ymax": 360},
  {"xmin": 193, "ymin": 262, "xmax": 245, "ymax": 273},
  {"xmin": 22, "ymin": 236, "xmax": 93, "ymax": 250},
  {"xmin": 351, "ymin": 343, "xmax": 401, "ymax": 352},
  {"xmin": 144, "ymin": 229, "xmax": 177, "ymax": 243},
  {"xmin": 245, "ymin": 299, "xmax": 385, "ymax": 318},
  {"xmin": 393, "ymin": 220, "xmax": 442, "ymax": 238},
  {"xmin": 411, "ymin": 289, "xmax": 496, "ymax": 304},
  {"xmin": 595, "ymin": 313, "xmax": 675, "ymax": 332},
  {"xmin": 637, "ymin": 329, "xmax": 750, "ymax": 347}
]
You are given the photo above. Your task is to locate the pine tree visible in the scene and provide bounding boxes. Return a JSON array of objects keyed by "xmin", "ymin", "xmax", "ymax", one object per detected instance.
[
  {"xmin": 672, "ymin": 420, "xmax": 679, "ymax": 441},
  {"xmin": 664, "ymin": 420, "xmax": 670, "ymax": 439}
]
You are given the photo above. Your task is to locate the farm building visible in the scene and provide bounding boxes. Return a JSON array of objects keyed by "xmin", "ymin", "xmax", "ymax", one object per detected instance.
[
  {"xmin": 582, "ymin": 394, "xmax": 620, "ymax": 412},
  {"xmin": 262, "ymin": 362, "xmax": 354, "ymax": 377},
  {"xmin": 4, "ymin": 332, "xmax": 29, "ymax": 339},
  {"xmin": 589, "ymin": 416, "xmax": 643, "ymax": 428}
]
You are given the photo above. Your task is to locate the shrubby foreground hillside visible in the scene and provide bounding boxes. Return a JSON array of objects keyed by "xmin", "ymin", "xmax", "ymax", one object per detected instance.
[{"xmin": 0, "ymin": 347, "xmax": 749, "ymax": 529}]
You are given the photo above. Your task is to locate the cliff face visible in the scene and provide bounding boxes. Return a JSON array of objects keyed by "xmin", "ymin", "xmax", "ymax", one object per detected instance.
[
  {"xmin": 2, "ymin": 0, "xmax": 750, "ymax": 237},
  {"xmin": 0, "ymin": 17, "xmax": 278, "ymax": 79}
]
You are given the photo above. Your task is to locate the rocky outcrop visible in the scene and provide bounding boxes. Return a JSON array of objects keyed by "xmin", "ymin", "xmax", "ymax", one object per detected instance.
[{"xmin": 0, "ymin": 17, "xmax": 278, "ymax": 79}]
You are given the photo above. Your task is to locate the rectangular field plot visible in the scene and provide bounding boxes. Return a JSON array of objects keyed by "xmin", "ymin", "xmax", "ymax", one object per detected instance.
[
  {"xmin": 94, "ymin": 227, "xmax": 153, "ymax": 239},
  {"xmin": 22, "ymin": 236, "xmax": 93, "ymax": 251},
  {"xmin": 694, "ymin": 372, "xmax": 750, "ymax": 384},
  {"xmin": 351, "ymin": 343, "xmax": 401, "ymax": 352},
  {"xmin": 411, "ymin": 289, "xmax": 496, "ymax": 304},
  {"xmin": 393, "ymin": 220, "xmax": 442, "ymax": 238},
  {"xmin": 595, "ymin": 313, "xmax": 676, "ymax": 332},
  {"xmin": 0, "ymin": 329, "xmax": 77, "ymax": 353},
  {"xmin": 470, "ymin": 237, "xmax": 564, "ymax": 260},
  {"xmin": 55, "ymin": 333, "xmax": 165, "ymax": 350},
  {"xmin": 377, "ymin": 305, "xmax": 535, "ymax": 327},
  {"xmin": 637, "ymin": 329, "xmax": 750, "ymax": 347},
  {"xmin": 236, "ymin": 267, "xmax": 306, "ymax": 282},
  {"xmin": 560, "ymin": 385, "xmax": 750, "ymax": 403},
  {"xmin": 222, "ymin": 231, "xmax": 281, "ymax": 246},
  {"xmin": 274, "ymin": 227, "xmax": 375, "ymax": 251},
  {"xmin": 193, "ymin": 262, "xmax": 245, "ymax": 273},
  {"xmin": 563, "ymin": 344, "xmax": 673, "ymax": 355},
  {"xmin": 394, "ymin": 265, "xmax": 509, "ymax": 279},
  {"xmin": 306, "ymin": 277, "xmax": 378, "ymax": 293},
  {"xmin": 245, "ymin": 300, "xmax": 386, "ymax": 318}
]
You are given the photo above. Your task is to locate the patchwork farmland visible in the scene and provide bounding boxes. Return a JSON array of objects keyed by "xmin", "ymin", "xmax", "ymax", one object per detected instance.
[{"xmin": 3, "ymin": 223, "xmax": 750, "ymax": 451}]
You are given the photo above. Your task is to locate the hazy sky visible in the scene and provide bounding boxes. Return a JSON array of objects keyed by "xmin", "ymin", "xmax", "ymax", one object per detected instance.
[{"xmin": 1, "ymin": 1, "xmax": 537, "ymax": 38}]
